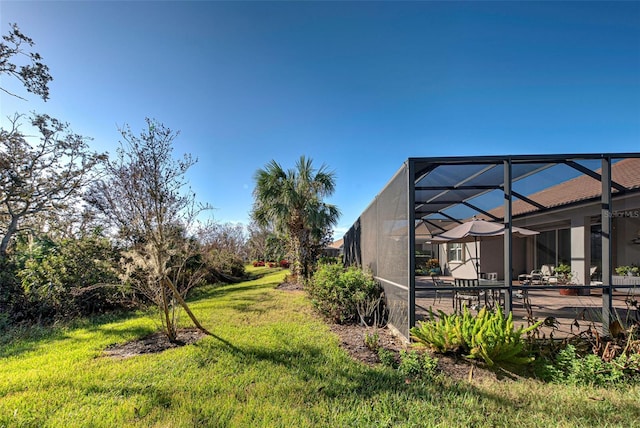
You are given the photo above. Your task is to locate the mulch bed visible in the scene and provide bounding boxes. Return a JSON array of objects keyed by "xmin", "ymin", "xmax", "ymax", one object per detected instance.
[
  {"xmin": 275, "ymin": 282, "xmax": 500, "ymax": 382},
  {"xmin": 102, "ymin": 328, "xmax": 207, "ymax": 359},
  {"xmin": 325, "ymin": 316, "xmax": 499, "ymax": 382}
]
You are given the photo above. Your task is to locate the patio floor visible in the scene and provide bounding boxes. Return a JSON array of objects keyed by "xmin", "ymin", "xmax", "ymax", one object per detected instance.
[{"xmin": 415, "ymin": 276, "xmax": 640, "ymax": 338}]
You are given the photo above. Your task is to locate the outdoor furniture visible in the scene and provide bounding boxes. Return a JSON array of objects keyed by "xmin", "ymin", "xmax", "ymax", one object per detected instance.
[
  {"xmin": 519, "ymin": 270, "xmax": 543, "ymax": 285},
  {"xmin": 540, "ymin": 265, "xmax": 556, "ymax": 284},
  {"xmin": 433, "ymin": 278, "xmax": 455, "ymax": 308},
  {"xmin": 479, "ymin": 277, "xmax": 505, "ymax": 309},
  {"xmin": 454, "ymin": 278, "xmax": 484, "ymax": 312}
]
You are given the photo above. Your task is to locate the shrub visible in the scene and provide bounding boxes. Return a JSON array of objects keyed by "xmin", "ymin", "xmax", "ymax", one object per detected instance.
[
  {"xmin": 204, "ymin": 249, "xmax": 245, "ymax": 279},
  {"xmin": 377, "ymin": 347, "xmax": 397, "ymax": 368},
  {"xmin": 615, "ymin": 265, "xmax": 639, "ymax": 276},
  {"xmin": 398, "ymin": 350, "xmax": 439, "ymax": 381},
  {"xmin": 318, "ymin": 256, "xmax": 340, "ymax": 265},
  {"xmin": 13, "ymin": 234, "xmax": 126, "ymax": 321},
  {"xmin": 364, "ymin": 331, "xmax": 380, "ymax": 351},
  {"xmin": 539, "ymin": 344, "xmax": 640, "ymax": 386},
  {"xmin": 411, "ymin": 307, "xmax": 542, "ymax": 368},
  {"xmin": 307, "ymin": 264, "xmax": 385, "ymax": 325}
]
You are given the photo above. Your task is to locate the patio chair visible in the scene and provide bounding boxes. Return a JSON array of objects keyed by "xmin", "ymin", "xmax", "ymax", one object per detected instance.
[
  {"xmin": 518, "ymin": 269, "xmax": 543, "ymax": 286},
  {"xmin": 433, "ymin": 278, "xmax": 454, "ymax": 309},
  {"xmin": 480, "ymin": 275, "xmax": 504, "ymax": 309},
  {"xmin": 516, "ymin": 269, "xmax": 543, "ymax": 299},
  {"xmin": 454, "ymin": 278, "xmax": 483, "ymax": 312},
  {"xmin": 540, "ymin": 265, "xmax": 557, "ymax": 284}
]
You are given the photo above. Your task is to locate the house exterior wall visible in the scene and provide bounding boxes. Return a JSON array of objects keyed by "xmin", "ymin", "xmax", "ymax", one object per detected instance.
[
  {"xmin": 444, "ymin": 241, "xmax": 478, "ymax": 279},
  {"xmin": 478, "ymin": 237, "xmax": 529, "ymax": 280},
  {"xmin": 440, "ymin": 236, "xmax": 530, "ymax": 281},
  {"xmin": 613, "ymin": 215, "xmax": 640, "ymax": 268},
  {"xmin": 507, "ymin": 194, "xmax": 640, "ymax": 283}
]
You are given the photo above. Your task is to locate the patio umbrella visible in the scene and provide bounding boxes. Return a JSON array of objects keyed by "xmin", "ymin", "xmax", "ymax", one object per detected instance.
[{"xmin": 430, "ymin": 218, "xmax": 538, "ymax": 278}]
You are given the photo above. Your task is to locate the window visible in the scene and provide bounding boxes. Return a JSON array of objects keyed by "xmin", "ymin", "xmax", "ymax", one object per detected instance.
[
  {"xmin": 535, "ymin": 228, "xmax": 571, "ymax": 267},
  {"xmin": 448, "ymin": 243, "xmax": 463, "ymax": 262}
]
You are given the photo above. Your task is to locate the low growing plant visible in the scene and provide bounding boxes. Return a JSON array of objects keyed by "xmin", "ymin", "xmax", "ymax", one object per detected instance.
[
  {"xmin": 554, "ymin": 263, "xmax": 573, "ymax": 283},
  {"xmin": 539, "ymin": 344, "xmax": 633, "ymax": 386},
  {"xmin": 377, "ymin": 347, "xmax": 397, "ymax": 368},
  {"xmin": 398, "ymin": 349, "xmax": 439, "ymax": 380},
  {"xmin": 615, "ymin": 265, "xmax": 639, "ymax": 276},
  {"xmin": 411, "ymin": 307, "xmax": 542, "ymax": 367},
  {"xmin": 536, "ymin": 323, "xmax": 640, "ymax": 386},
  {"xmin": 364, "ymin": 331, "xmax": 380, "ymax": 351}
]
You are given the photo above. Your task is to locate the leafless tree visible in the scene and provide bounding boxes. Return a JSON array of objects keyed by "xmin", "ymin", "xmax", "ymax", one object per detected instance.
[
  {"xmin": 201, "ymin": 222, "xmax": 247, "ymax": 259},
  {"xmin": 88, "ymin": 118, "xmax": 212, "ymax": 341}
]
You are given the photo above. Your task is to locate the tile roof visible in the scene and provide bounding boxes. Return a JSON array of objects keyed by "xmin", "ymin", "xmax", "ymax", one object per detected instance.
[
  {"xmin": 328, "ymin": 238, "xmax": 343, "ymax": 249},
  {"xmin": 497, "ymin": 158, "xmax": 640, "ymax": 217}
]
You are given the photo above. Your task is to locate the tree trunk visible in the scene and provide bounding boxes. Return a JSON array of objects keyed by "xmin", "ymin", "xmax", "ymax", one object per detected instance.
[
  {"xmin": 162, "ymin": 276, "xmax": 212, "ymax": 337},
  {"xmin": 160, "ymin": 280, "xmax": 176, "ymax": 341},
  {"xmin": 289, "ymin": 226, "xmax": 306, "ymax": 281},
  {"xmin": 0, "ymin": 215, "xmax": 19, "ymax": 258}
]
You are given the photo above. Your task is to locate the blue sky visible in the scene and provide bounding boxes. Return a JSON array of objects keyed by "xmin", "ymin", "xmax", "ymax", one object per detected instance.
[{"xmin": 1, "ymin": 1, "xmax": 639, "ymax": 238}]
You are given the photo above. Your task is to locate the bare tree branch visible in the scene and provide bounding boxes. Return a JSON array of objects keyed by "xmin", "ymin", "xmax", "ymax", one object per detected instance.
[
  {"xmin": 0, "ymin": 113, "xmax": 105, "ymax": 257},
  {"xmin": 1, "ymin": 23, "xmax": 53, "ymax": 101}
]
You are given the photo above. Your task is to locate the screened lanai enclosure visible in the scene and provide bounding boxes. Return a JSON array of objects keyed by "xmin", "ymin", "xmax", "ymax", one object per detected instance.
[{"xmin": 343, "ymin": 154, "xmax": 640, "ymax": 340}]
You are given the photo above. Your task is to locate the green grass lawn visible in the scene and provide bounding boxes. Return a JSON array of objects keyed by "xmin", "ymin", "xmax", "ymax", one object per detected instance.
[{"xmin": 1, "ymin": 267, "xmax": 640, "ymax": 427}]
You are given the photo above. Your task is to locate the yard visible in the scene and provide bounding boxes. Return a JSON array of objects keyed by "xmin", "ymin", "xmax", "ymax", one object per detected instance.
[{"xmin": 1, "ymin": 267, "xmax": 639, "ymax": 427}]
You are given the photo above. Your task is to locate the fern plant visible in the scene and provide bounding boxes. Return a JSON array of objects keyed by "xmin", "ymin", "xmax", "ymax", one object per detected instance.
[
  {"xmin": 411, "ymin": 307, "xmax": 542, "ymax": 367},
  {"xmin": 410, "ymin": 309, "xmax": 466, "ymax": 353}
]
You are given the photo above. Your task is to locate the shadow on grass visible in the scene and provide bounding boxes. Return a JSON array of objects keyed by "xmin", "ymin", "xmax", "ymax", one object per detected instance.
[
  {"xmin": 471, "ymin": 378, "xmax": 640, "ymax": 424},
  {"xmin": 193, "ymin": 332, "xmax": 421, "ymax": 400},
  {"xmin": 0, "ymin": 277, "xmax": 281, "ymax": 361},
  {"xmin": 192, "ymin": 330, "xmax": 640, "ymax": 425},
  {"xmin": 0, "ymin": 326, "xmax": 71, "ymax": 359},
  {"xmin": 0, "ymin": 311, "xmax": 156, "ymax": 360}
]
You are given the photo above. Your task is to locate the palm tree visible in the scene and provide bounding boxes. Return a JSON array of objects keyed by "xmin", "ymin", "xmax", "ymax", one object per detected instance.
[{"xmin": 252, "ymin": 156, "xmax": 340, "ymax": 281}]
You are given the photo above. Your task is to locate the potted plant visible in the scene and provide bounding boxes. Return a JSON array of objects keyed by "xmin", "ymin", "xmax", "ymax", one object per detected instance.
[
  {"xmin": 426, "ymin": 258, "xmax": 441, "ymax": 276},
  {"xmin": 615, "ymin": 265, "xmax": 639, "ymax": 276},
  {"xmin": 555, "ymin": 263, "xmax": 578, "ymax": 295},
  {"xmin": 613, "ymin": 265, "xmax": 640, "ymax": 288},
  {"xmin": 615, "ymin": 265, "xmax": 631, "ymax": 276}
]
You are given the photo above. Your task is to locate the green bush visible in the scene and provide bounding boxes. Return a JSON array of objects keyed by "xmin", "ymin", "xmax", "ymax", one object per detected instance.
[
  {"xmin": 377, "ymin": 347, "xmax": 397, "ymax": 368},
  {"xmin": 364, "ymin": 331, "xmax": 380, "ymax": 351},
  {"xmin": 411, "ymin": 307, "xmax": 542, "ymax": 368},
  {"xmin": 318, "ymin": 255, "xmax": 341, "ymax": 265},
  {"xmin": 398, "ymin": 350, "xmax": 439, "ymax": 380},
  {"xmin": 13, "ymin": 233, "xmax": 126, "ymax": 321},
  {"xmin": 0, "ymin": 258, "xmax": 22, "ymax": 318},
  {"xmin": 202, "ymin": 248, "xmax": 245, "ymax": 280},
  {"xmin": 539, "ymin": 344, "xmax": 639, "ymax": 386},
  {"xmin": 307, "ymin": 264, "xmax": 385, "ymax": 325}
]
